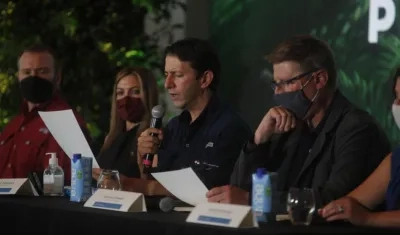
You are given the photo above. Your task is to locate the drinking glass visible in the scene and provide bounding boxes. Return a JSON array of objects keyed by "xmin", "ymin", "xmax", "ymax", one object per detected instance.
[
  {"xmin": 97, "ymin": 170, "xmax": 122, "ymax": 191},
  {"xmin": 286, "ymin": 187, "xmax": 315, "ymax": 225}
]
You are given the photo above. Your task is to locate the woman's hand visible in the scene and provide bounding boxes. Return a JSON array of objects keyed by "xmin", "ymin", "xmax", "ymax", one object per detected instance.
[{"xmin": 319, "ymin": 196, "xmax": 372, "ymax": 226}]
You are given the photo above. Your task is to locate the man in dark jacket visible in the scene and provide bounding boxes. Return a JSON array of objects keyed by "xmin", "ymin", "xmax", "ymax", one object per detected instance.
[{"xmin": 206, "ymin": 35, "xmax": 391, "ymax": 211}]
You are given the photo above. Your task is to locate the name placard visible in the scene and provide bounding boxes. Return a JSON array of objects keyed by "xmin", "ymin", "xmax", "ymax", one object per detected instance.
[
  {"xmin": 0, "ymin": 178, "xmax": 38, "ymax": 196},
  {"xmin": 174, "ymin": 206, "xmax": 194, "ymax": 212},
  {"xmin": 186, "ymin": 202, "xmax": 258, "ymax": 228},
  {"xmin": 84, "ymin": 189, "xmax": 147, "ymax": 212}
]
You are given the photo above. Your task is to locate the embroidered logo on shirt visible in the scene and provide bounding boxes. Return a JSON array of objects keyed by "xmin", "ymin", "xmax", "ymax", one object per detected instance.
[
  {"xmin": 205, "ymin": 142, "xmax": 214, "ymax": 148},
  {"xmin": 39, "ymin": 128, "xmax": 49, "ymax": 134}
]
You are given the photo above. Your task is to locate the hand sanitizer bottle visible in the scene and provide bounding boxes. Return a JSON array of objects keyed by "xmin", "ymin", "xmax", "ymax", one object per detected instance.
[{"xmin": 43, "ymin": 152, "xmax": 64, "ymax": 196}]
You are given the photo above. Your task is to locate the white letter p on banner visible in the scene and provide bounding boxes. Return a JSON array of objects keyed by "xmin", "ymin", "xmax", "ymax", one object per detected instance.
[{"xmin": 368, "ymin": 0, "xmax": 396, "ymax": 44}]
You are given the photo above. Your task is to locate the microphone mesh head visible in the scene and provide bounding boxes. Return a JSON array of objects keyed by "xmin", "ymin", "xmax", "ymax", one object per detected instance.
[
  {"xmin": 159, "ymin": 197, "xmax": 174, "ymax": 212},
  {"xmin": 151, "ymin": 105, "xmax": 165, "ymax": 119}
]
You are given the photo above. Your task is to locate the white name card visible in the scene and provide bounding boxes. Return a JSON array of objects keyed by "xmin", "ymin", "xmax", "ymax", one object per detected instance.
[
  {"xmin": 174, "ymin": 206, "xmax": 194, "ymax": 212},
  {"xmin": 0, "ymin": 178, "xmax": 38, "ymax": 196},
  {"xmin": 84, "ymin": 189, "xmax": 147, "ymax": 212},
  {"xmin": 186, "ymin": 202, "xmax": 258, "ymax": 228}
]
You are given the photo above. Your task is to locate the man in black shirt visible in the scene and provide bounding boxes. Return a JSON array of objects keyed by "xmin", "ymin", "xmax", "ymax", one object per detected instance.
[
  {"xmin": 137, "ymin": 38, "xmax": 251, "ymax": 190},
  {"xmin": 206, "ymin": 35, "xmax": 391, "ymax": 210}
]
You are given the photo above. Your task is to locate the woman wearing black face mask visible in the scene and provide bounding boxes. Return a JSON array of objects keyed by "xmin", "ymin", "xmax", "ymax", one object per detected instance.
[{"xmin": 95, "ymin": 67, "xmax": 159, "ymax": 179}]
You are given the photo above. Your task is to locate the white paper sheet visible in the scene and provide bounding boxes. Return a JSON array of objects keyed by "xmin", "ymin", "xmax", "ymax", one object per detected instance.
[
  {"xmin": 152, "ymin": 168, "xmax": 208, "ymax": 206},
  {"xmin": 38, "ymin": 109, "xmax": 99, "ymax": 168}
]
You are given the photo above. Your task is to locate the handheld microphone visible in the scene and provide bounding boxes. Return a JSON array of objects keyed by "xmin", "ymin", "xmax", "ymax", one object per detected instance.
[
  {"xmin": 143, "ymin": 105, "xmax": 165, "ymax": 174},
  {"xmin": 159, "ymin": 197, "xmax": 192, "ymax": 212},
  {"xmin": 159, "ymin": 197, "xmax": 175, "ymax": 212}
]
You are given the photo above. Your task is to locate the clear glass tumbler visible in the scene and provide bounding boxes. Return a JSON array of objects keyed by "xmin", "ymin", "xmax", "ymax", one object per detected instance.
[
  {"xmin": 286, "ymin": 187, "xmax": 315, "ymax": 225},
  {"xmin": 97, "ymin": 169, "xmax": 122, "ymax": 191}
]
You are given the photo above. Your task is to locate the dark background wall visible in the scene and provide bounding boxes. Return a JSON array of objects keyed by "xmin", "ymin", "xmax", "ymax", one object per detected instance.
[{"xmin": 208, "ymin": 0, "xmax": 400, "ymax": 145}]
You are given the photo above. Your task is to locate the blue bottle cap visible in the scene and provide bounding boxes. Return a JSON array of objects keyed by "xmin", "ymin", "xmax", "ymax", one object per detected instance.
[
  {"xmin": 72, "ymin": 153, "xmax": 82, "ymax": 163},
  {"xmin": 256, "ymin": 168, "xmax": 267, "ymax": 178}
]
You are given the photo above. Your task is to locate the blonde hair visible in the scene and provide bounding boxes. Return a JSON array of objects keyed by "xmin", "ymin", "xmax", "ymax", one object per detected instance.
[{"xmin": 100, "ymin": 67, "xmax": 159, "ymax": 155}]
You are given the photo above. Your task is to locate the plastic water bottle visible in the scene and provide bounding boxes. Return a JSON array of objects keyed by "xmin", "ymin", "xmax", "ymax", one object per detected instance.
[{"xmin": 252, "ymin": 168, "xmax": 272, "ymax": 222}]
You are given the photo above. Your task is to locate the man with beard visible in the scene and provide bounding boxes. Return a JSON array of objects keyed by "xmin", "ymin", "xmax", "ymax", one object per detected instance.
[{"xmin": 0, "ymin": 44, "xmax": 90, "ymax": 185}]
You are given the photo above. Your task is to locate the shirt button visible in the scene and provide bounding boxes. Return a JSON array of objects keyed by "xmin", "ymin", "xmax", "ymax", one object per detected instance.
[
  {"xmin": 20, "ymin": 126, "xmax": 25, "ymax": 131},
  {"xmin": 13, "ymin": 144, "xmax": 16, "ymax": 149},
  {"xmin": 25, "ymin": 140, "xmax": 30, "ymax": 145},
  {"xmin": 0, "ymin": 141, "xmax": 4, "ymax": 145},
  {"xmin": 7, "ymin": 163, "xmax": 11, "ymax": 168},
  {"xmin": 185, "ymin": 144, "xmax": 190, "ymax": 147}
]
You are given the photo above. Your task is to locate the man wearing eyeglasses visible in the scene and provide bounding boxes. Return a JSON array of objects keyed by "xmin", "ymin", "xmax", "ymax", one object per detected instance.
[{"xmin": 206, "ymin": 35, "xmax": 391, "ymax": 211}]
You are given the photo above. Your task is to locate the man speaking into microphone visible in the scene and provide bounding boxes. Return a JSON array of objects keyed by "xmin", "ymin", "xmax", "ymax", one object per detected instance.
[{"xmin": 136, "ymin": 38, "xmax": 251, "ymax": 191}]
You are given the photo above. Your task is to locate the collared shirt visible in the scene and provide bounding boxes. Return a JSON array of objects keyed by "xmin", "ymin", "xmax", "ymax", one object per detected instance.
[
  {"xmin": 0, "ymin": 93, "xmax": 90, "ymax": 185},
  {"xmin": 155, "ymin": 94, "xmax": 251, "ymax": 189}
]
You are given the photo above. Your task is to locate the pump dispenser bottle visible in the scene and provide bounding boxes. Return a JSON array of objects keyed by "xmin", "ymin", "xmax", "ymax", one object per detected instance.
[{"xmin": 43, "ymin": 152, "xmax": 64, "ymax": 196}]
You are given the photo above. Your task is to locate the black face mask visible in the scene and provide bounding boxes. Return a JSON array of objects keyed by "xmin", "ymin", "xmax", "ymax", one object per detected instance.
[
  {"xmin": 273, "ymin": 77, "xmax": 319, "ymax": 120},
  {"xmin": 20, "ymin": 76, "xmax": 54, "ymax": 103}
]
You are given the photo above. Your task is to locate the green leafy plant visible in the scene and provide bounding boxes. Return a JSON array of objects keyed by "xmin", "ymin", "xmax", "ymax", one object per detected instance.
[
  {"xmin": 0, "ymin": 0, "xmax": 185, "ymax": 153},
  {"xmin": 311, "ymin": 0, "xmax": 400, "ymax": 146}
]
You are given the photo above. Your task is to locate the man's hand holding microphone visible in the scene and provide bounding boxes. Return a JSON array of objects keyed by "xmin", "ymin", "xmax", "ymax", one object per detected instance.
[
  {"xmin": 137, "ymin": 105, "xmax": 165, "ymax": 174},
  {"xmin": 137, "ymin": 128, "xmax": 163, "ymax": 170}
]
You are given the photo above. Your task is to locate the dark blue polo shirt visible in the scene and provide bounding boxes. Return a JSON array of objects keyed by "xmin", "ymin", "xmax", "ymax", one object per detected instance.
[{"xmin": 155, "ymin": 94, "xmax": 251, "ymax": 189}]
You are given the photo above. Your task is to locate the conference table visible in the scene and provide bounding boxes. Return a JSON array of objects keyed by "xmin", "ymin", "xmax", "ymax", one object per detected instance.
[{"xmin": 0, "ymin": 195, "xmax": 399, "ymax": 235}]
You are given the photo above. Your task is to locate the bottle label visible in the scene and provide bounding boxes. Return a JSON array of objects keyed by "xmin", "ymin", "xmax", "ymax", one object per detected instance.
[
  {"xmin": 43, "ymin": 175, "xmax": 54, "ymax": 194},
  {"xmin": 252, "ymin": 183, "xmax": 272, "ymax": 213},
  {"xmin": 53, "ymin": 175, "xmax": 64, "ymax": 194},
  {"xmin": 43, "ymin": 175, "xmax": 64, "ymax": 195},
  {"xmin": 253, "ymin": 184, "xmax": 265, "ymax": 212}
]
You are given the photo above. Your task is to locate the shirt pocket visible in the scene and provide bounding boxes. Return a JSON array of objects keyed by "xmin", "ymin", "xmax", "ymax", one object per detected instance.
[{"xmin": 15, "ymin": 132, "xmax": 49, "ymax": 174}]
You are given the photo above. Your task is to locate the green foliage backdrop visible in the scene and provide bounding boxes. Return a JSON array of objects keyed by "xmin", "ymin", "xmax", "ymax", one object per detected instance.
[
  {"xmin": 210, "ymin": 0, "xmax": 400, "ymax": 146},
  {"xmin": 0, "ymin": 0, "xmax": 184, "ymax": 153}
]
